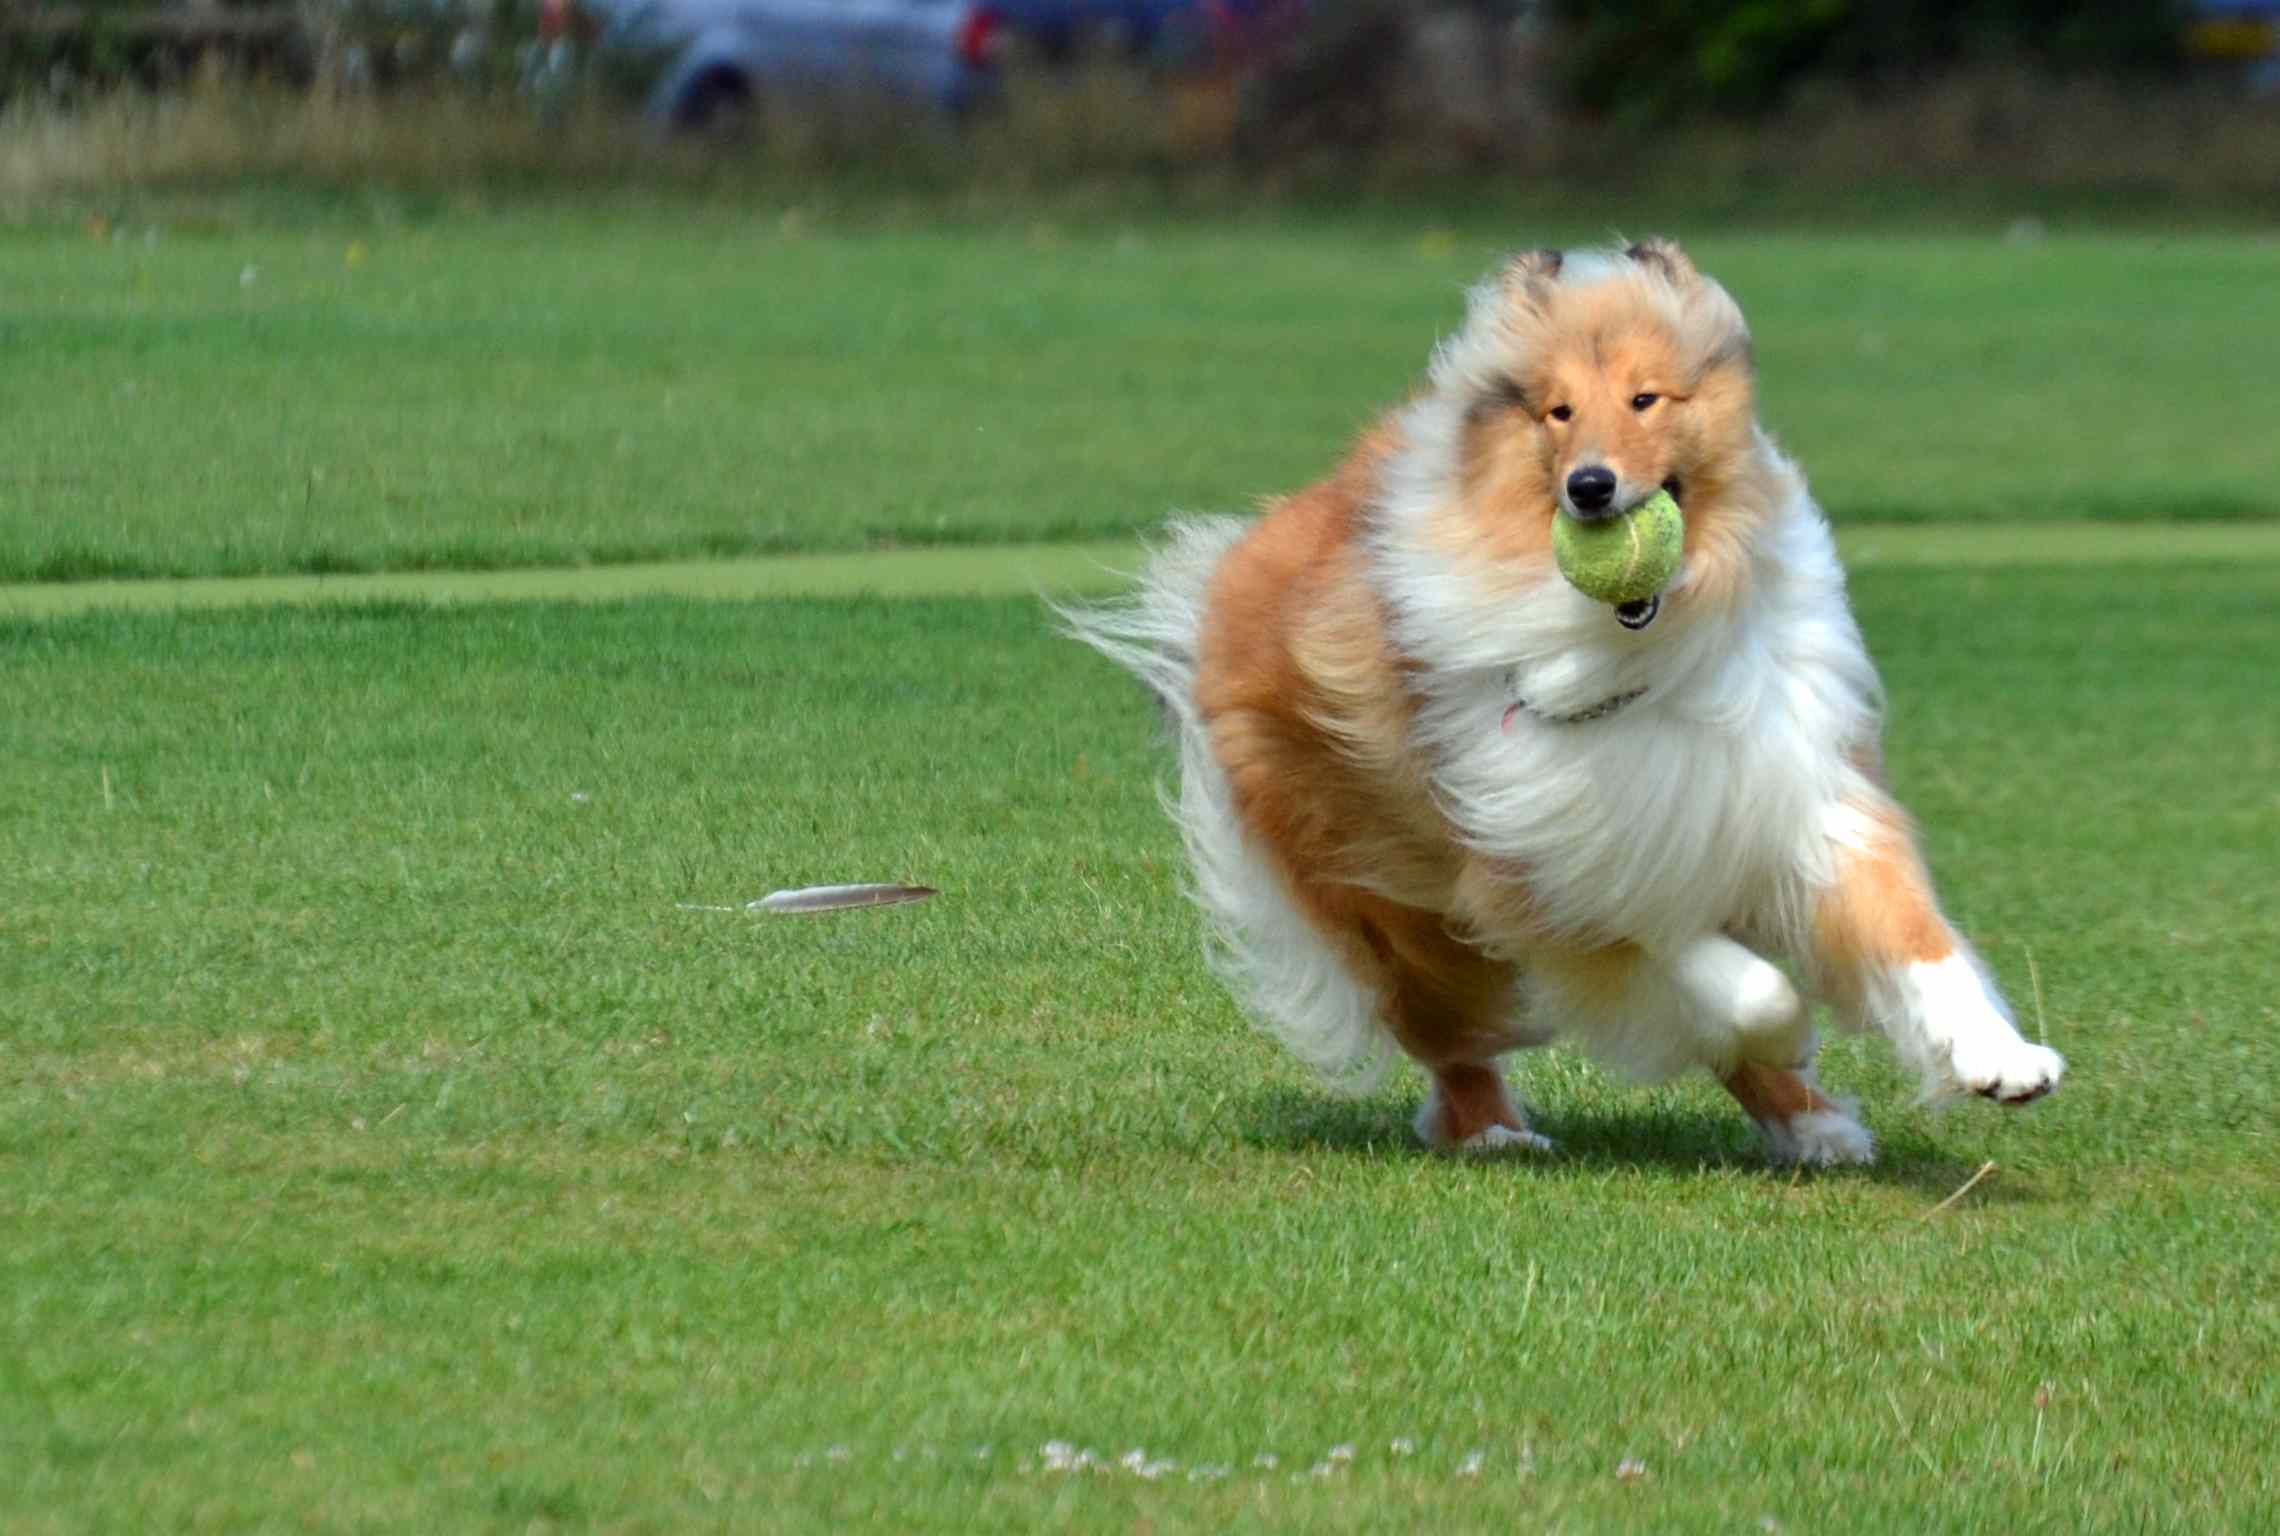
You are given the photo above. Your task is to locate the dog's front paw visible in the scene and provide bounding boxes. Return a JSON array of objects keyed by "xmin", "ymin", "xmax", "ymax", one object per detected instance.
[
  {"xmin": 1896, "ymin": 956, "xmax": 2064, "ymax": 1106},
  {"xmin": 1949, "ymin": 1036, "xmax": 2065, "ymax": 1105}
]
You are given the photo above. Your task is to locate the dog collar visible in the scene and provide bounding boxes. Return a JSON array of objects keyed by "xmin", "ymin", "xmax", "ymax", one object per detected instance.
[{"xmin": 1502, "ymin": 687, "xmax": 1648, "ymax": 730}]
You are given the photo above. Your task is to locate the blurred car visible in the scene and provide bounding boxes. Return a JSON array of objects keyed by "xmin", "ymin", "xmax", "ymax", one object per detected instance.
[
  {"xmin": 536, "ymin": 0, "xmax": 1305, "ymax": 130},
  {"xmin": 539, "ymin": 0, "xmax": 1008, "ymax": 129},
  {"xmin": 986, "ymin": 1, "xmax": 1304, "ymax": 70}
]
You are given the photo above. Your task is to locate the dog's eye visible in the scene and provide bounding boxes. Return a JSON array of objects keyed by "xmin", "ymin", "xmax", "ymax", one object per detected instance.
[
  {"xmin": 1548, "ymin": 405, "xmax": 1573, "ymax": 423},
  {"xmin": 1631, "ymin": 393, "xmax": 1659, "ymax": 411}
]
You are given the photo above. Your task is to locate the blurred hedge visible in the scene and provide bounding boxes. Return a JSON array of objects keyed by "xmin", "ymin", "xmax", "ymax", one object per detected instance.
[{"xmin": 1547, "ymin": 0, "xmax": 2190, "ymax": 120}]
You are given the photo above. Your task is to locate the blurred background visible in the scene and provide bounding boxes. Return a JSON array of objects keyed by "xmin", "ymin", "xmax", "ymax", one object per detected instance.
[
  {"xmin": 3, "ymin": 0, "xmax": 2276, "ymax": 214},
  {"xmin": 2, "ymin": 1, "xmax": 2275, "ymax": 585}
]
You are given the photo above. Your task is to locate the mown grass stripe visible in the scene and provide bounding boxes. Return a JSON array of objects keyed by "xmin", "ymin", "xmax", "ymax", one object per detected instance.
[
  {"xmin": 1, "ymin": 522, "xmax": 2275, "ymax": 617},
  {"xmin": 5, "ymin": 225, "xmax": 2278, "ymax": 584}
]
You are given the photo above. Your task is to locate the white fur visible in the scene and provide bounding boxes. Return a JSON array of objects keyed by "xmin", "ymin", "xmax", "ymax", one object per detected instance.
[
  {"xmin": 1759, "ymin": 1103, "xmax": 1877, "ymax": 1166},
  {"xmin": 1058, "ymin": 520, "xmax": 1395, "ymax": 1092},
  {"xmin": 1370, "ymin": 414, "xmax": 1889, "ymax": 1083},
  {"xmin": 1867, "ymin": 953, "xmax": 2065, "ymax": 1103},
  {"xmin": 1355, "ymin": 256, "xmax": 1938, "ymax": 1087},
  {"xmin": 1658, "ymin": 933, "xmax": 1808, "ymax": 1068},
  {"xmin": 1372, "ymin": 430, "xmax": 1882, "ymax": 965},
  {"xmin": 1424, "ymin": 1118, "xmax": 1557, "ymax": 1156},
  {"xmin": 1066, "ymin": 249, "xmax": 2059, "ymax": 1121}
]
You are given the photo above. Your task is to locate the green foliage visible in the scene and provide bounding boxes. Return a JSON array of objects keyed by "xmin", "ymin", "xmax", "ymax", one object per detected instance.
[
  {"xmin": 1550, "ymin": 0, "xmax": 2191, "ymax": 120},
  {"xmin": 0, "ymin": 0, "xmax": 563, "ymax": 104},
  {"xmin": 1, "ymin": 2, "xmax": 306, "ymax": 102}
]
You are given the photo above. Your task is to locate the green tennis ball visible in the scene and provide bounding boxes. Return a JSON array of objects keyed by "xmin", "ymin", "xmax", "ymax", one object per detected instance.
[{"xmin": 1552, "ymin": 489, "xmax": 1684, "ymax": 605}]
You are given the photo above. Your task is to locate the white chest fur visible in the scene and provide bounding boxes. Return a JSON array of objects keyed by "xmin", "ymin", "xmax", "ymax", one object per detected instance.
[{"xmin": 1373, "ymin": 487, "xmax": 1883, "ymax": 954}]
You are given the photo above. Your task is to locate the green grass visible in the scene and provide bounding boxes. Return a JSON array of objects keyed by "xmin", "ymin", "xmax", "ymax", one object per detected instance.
[
  {"xmin": 6, "ymin": 196, "xmax": 2276, "ymax": 1528},
  {"xmin": 5, "ymin": 562, "xmax": 2276, "ymax": 1531},
  {"xmin": 2, "ymin": 214, "xmax": 2276, "ymax": 584}
]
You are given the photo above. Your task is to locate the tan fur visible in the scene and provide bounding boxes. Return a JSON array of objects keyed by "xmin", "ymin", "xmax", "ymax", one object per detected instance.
[
  {"xmin": 1720, "ymin": 1060, "xmax": 1845, "ymax": 1129},
  {"xmin": 1812, "ymin": 801, "xmax": 1958, "ymax": 1017},
  {"xmin": 1434, "ymin": 255, "xmax": 1766, "ymax": 620},
  {"xmin": 1199, "ymin": 426, "xmax": 1454, "ymax": 908},
  {"xmin": 1423, "ymin": 1061, "xmax": 1533, "ymax": 1145}
]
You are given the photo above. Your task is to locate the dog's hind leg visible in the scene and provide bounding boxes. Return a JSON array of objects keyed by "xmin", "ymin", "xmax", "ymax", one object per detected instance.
[
  {"xmin": 1414, "ymin": 1061, "xmax": 1553, "ymax": 1154},
  {"xmin": 1719, "ymin": 1061, "xmax": 1875, "ymax": 1166},
  {"xmin": 1336, "ymin": 892, "xmax": 1551, "ymax": 1153}
]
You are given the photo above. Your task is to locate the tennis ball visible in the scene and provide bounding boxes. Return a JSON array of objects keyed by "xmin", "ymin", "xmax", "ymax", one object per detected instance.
[{"xmin": 1552, "ymin": 489, "xmax": 1684, "ymax": 605}]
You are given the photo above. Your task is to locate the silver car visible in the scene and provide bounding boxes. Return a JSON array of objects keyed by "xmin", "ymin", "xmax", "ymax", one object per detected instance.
[{"xmin": 540, "ymin": 0, "xmax": 1004, "ymax": 128}]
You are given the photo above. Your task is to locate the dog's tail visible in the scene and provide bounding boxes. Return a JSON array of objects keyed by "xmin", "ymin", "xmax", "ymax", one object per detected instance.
[{"xmin": 1056, "ymin": 518, "xmax": 1395, "ymax": 1094}]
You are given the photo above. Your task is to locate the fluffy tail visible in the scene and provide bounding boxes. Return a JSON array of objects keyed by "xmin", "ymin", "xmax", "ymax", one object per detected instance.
[{"xmin": 1057, "ymin": 519, "xmax": 1394, "ymax": 1094}]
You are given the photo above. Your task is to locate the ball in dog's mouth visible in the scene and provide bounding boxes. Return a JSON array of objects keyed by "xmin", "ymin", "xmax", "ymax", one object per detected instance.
[{"xmin": 1605, "ymin": 478, "xmax": 1682, "ymax": 629}]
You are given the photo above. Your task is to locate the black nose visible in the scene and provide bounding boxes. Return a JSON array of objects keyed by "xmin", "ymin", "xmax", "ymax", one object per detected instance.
[{"xmin": 1566, "ymin": 466, "xmax": 1617, "ymax": 517}]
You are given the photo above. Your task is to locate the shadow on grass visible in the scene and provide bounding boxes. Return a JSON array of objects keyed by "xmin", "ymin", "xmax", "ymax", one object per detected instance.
[{"xmin": 1233, "ymin": 1083, "xmax": 2031, "ymax": 1204}]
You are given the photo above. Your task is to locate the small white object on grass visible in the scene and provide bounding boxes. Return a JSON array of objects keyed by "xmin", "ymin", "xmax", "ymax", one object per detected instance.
[
  {"xmin": 676, "ymin": 883, "xmax": 937, "ymax": 916},
  {"xmin": 758, "ymin": 883, "xmax": 935, "ymax": 914}
]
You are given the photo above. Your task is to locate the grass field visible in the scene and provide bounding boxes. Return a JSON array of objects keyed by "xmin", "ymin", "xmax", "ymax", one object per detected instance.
[
  {"xmin": 4, "ymin": 205, "xmax": 2278, "ymax": 1531},
  {"xmin": 6, "ymin": 560, "xmax": 2277, "ymax": 1531},
  {"xmin": 3, "ymin": 214, "xmax": 2278, "ymax": 583}
]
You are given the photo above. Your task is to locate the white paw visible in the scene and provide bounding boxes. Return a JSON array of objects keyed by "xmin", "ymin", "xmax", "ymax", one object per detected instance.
[
  {"xmin": 1948, "ymin": 1036, "xmax": 2065, "ymax": 1105},
  {"xmin": 1760, "ymin": 1107, "xmax": 1876, "ymax": 1167},
  {"xmin": 1413, "ymin": 1098, "xmax": 1556, "ymax": 1155},
  {"xmin": 1450, "ymin": 1123, "xmax": 1557, "ymax": 1156},
  {"xmin": 1894, "ymin": 955, "xmax": 2065, "ymax": 1105}
]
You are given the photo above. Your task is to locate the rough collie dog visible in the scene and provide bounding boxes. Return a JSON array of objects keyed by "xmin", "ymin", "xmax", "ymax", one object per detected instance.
[{"xmin": 1067, "ymin": 238, "xmax": 2063, "ymax": 1165}]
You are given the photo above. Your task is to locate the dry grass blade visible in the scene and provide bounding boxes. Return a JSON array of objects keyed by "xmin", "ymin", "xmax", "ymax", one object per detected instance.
[
  {"xmin": 2025, "ymin": 943, "xmax": 2052, "ymax": 1045},
  {"xmin": 755, "ymin": 883, "xmax": 937, "ymax": 915},
  {"xmin": 1922, "ymin": 1160, "xmax": 2000, "ymax": 1220}
]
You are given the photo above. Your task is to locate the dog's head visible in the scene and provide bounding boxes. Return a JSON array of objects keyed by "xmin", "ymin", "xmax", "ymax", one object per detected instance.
[{"xmin": 1421, "ymin": 239, "xmax": 1766, "ymax": 598}]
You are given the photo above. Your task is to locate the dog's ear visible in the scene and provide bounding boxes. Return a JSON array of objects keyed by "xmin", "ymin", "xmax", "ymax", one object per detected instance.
[
  {"xmin": 1500, "ymin": 247, "xmax": 1564, "ymax": 308},
  {"xmin": 1625, "ymin": 237, "xmax": 1698, "ymax": 285}
]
